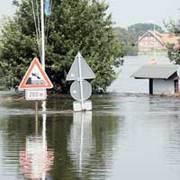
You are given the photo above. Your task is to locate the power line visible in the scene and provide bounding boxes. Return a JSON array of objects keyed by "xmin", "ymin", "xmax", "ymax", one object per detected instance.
[
  {"xmin": 31, "ymin": 0, "xmax": 40, "ymax": 54},
  {"xmin": 35, "ymin": 0, "xmax": 41, "ymax": 44}
]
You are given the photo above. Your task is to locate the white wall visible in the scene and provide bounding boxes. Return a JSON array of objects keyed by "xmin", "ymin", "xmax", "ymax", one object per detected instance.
[{"xmin": 153, "ymin": 79, "xmax": 175, "ymax": 94}]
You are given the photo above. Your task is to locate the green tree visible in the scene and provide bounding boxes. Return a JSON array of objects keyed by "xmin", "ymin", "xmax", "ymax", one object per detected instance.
[
  {"xmin": 113, "ymin": 27, "xmax": 138, "ymax": 56},
  {"xmin": 166, "ymin": 20, "xmax": 180, "ymax": 64},
  {"xmin": 0, "ymin": 0, "xmax": 124, "ymax": 93}
]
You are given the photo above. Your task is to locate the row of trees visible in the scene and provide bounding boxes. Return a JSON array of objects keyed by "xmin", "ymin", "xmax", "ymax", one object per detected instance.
[
  {"xmin": 0, "ymin": 0, "xmax": 125, "ymax": 93},
  {"xmin": 166, "ymin": 20, "xmax": 180, "ymax": 64}
]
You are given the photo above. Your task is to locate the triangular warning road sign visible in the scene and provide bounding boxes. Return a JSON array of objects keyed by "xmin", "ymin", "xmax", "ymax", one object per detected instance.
[
  {"xmin": 66, "ymin": 52, "xmax": 96, "ymax": 81},
  {"xmin": 19, "ymin": 57, "xmax": 53, "ymax": 90}
]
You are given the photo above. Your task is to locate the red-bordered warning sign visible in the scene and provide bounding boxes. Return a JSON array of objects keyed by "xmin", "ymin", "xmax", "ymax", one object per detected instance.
[{"xmin": 19, "ymin": 57, "xmax": 53, "ymax": 90}]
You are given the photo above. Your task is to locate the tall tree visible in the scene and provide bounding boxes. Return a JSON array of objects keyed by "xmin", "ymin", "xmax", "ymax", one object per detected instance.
[
  {"xmin": 113, "ymin": 27, "xmax": 138, "ymax": 56},
  {"xmin": 166, "ymin": 20, "xmax": 180, "ymax": 64},
  {"xmin": 0, "ymin": 0, "xmax": 124, "ymax": 93}
]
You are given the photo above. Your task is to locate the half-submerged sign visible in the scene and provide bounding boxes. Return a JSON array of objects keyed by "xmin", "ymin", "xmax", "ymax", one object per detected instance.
[
  {"xmin": 66, "ymin": 52, "xmax": 95, "ymax": 111},
  {"xmin": 19, "ymin": 57, "xmax": 53, "ymax": 101}
]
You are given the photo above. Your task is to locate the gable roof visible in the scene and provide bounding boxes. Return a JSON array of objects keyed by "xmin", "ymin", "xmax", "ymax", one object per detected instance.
[
  {"xmin": 138, "ymin": 30, "xmax": 165, "ymax": 47},
  {"xmin": 132, "ymin": 64, "xmax": 179, "ymax": 79},
  {"xmin": 138, "ymin": 30, "xmax": 179, "ymax": 46}
]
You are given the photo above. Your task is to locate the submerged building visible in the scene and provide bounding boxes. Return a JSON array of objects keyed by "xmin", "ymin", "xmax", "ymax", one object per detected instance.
[{"xmin": 133, "ymin": 64, "xmax": 179, "ymax": 95}]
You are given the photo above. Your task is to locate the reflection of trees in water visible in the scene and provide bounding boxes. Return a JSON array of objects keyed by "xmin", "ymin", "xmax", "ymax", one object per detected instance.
[
  {"xmin": 87, "ymin": 115, "xmax": 122, "ymax": 179},
  {"xmin": 68, "ymin": 112, "xmax": 123, "ymax": 179},
  {"xmin": 0, "ymin": 115, "xmax": 36, "ymax": 179},
  {"xmin": 45, "ymin": 115, "xmax": 77, "ymax": 179},
  {"xmin": 1, "ymin": 112, "xmax": 124, "ymax": 180},
  {"xmin": 0, "ymin": 115, "xmax": 54, "ymax": 179}
]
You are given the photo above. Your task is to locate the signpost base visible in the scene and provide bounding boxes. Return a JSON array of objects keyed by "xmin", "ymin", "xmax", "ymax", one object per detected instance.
[{"xmin": 73, "ymin": 100, "xmax": 92, "ymax": 112}]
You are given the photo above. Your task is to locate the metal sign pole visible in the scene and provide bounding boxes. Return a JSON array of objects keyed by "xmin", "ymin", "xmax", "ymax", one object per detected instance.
[
  {"xmin": 41, "ymin": 0, "xmax": 45, "ymax": 70},
  {"xmin": 78, "ymin": 53, "xmax": 84, "ymax": 110},
  {"xmin": 35, "ymin": 101, "xmax": 39, "ymax": 135},
  {"xmin": 41, "ymin": 4, "xmax": 47, "ymax": 178},
  {"xmin": 79, "ymin": 112, "xmax": 84, "ymax": 172},
  {"xmin": 41, "ymin": 0, "xmax": 46, "ymax": 113}
]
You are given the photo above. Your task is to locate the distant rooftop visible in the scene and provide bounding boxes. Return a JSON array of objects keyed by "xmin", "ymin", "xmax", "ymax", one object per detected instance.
[
  {"xmin": 132, "ymin": 64, "xmax": 179, "ymax": 79},
  {"xmin": 138, "ymin": 30, "xmax": 179, "ymax": 46}
]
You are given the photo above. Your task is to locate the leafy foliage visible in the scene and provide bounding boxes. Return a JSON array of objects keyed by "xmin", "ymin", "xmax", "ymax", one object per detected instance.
[
  {"xmin": 113, "ymin": 27, "xmax": 138, "ymax": 56},
  {"xmin": 166, "ymin": 20, "xmax": 180, "ymax": 64},
  {"xmin": 168, "ymin": 43, "xmax": 180, "ymax": 64},
  {"xmin": 164, "ymin": 19, "xmax": 180, "ymax": 35},
  {"xmin": 0, "ymin": 0, "xmax": 124, "ymax": 93}
]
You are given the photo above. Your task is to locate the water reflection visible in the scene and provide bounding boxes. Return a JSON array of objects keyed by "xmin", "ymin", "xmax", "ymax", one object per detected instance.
[
  {"xmin": 68, "ymin": 112, "xmax": 93, "ymax": 176},
  {"xmin": 68, "ymin": 111, "xmax": 121, "ymax": 179},
  {"xmin": 1, "ymin": 55, "xmax": 180, "ymax": 179},
  {"xmin": 20, "ymin": 114, "xmax": 54, "ymax": 179}
]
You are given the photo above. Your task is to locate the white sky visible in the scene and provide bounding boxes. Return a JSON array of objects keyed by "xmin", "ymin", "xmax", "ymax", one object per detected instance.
[
  {"xmin": 0, "ymin": 0, "xmax": 179, "ymax": 28},
  {"xmin": 106, "ymin": 0, "xmax": 180, "ymax": 27},
  {"xmin": 0, "ymin": 0, "xmax": 16, "ymax": 16}
]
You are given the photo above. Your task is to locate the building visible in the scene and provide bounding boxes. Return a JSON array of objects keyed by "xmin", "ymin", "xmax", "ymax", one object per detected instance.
[
  {"xmin": 138, "ymin": 30, "xmax": 179, "ymax": 54},
  {"xmin": 132, "ymin": 64, "xmax": 179, "ymax": 95}
]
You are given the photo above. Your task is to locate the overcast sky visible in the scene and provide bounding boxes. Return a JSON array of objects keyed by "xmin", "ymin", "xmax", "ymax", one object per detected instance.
[
  {"xmin": 0, "ymin": 0, "xmax": 179, "ymax": 28},
  {"xmin": 106, "ymin": 0, "xmax": 180, "ymax": 27}
]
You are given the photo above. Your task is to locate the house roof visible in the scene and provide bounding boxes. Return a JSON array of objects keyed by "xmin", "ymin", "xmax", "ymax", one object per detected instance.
[
  {"xmin": 138, "ymin": 30, "xmax": 179, "ymax": 46},
  {"xmin": 138, "ymin": 30, "xmax": 165, "ymax": 47},
  {"xmin": 132, "ymin": 64, "xmax": 179, "ymax": 79}
]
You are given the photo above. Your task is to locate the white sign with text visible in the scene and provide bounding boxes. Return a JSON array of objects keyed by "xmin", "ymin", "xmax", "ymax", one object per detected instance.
[{"xmin": 25, "ymin": 89, "xmax": 47, "ymax": 101}]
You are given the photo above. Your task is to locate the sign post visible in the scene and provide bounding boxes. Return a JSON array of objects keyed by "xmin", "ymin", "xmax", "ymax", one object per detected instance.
[
  {"xmin": 66, "ymin": 52, "xmax": 95, "ymax": 111},
  {"xmin": 77, "ymin": 53, "xmax": 84, "ymax": 109},
  {"xmin": 41, "ymin": 0, "xmax": 46, "ymax": 113}
]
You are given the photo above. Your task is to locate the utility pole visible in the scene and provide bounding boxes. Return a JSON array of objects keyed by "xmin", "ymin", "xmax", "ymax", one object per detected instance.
[
  {"xmin": 40, "ymin": 3, "xmax": 47, "ymax": 180},
  {"xmin": 41, "ymin": 0, "xmax": 45, "ymax": 70},
  {"xmin": 41, "ymin": 0, "xmax": 46, "ymax": 112}
]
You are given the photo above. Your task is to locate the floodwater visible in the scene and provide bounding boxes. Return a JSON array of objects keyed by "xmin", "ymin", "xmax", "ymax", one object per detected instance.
[{"xmin": 0, "ymin": 56, "xmax": 180, "ymax": 180}]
